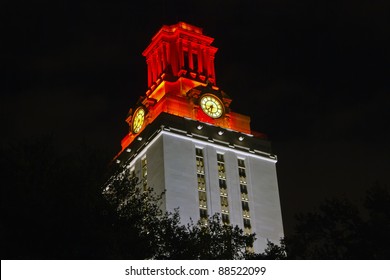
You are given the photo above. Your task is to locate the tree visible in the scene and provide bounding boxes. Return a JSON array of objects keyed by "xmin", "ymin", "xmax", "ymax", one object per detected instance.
[
  {"xmin": 282, "ymin": 184, "xmax": 390, "ymax": 259},
  {"xmin": 103, "ymin": 168, "xmax": 259, "ymax": 259},
  {"xmin": 248, "ymin": 239, "xmax": 287, "ymax": 260},
  {"xmin": 1, "ymin": 135, "xmax": 284, "ymax": 260},
  {"xmin": 362, "ymin": 182, "xmax": 390, "ymax": 259}
]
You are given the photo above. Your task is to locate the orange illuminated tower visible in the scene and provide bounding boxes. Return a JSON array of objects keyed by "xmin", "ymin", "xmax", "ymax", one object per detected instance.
[{"xmin": 107, "ymin": 22, "xmax": 284, "ymax": 253}]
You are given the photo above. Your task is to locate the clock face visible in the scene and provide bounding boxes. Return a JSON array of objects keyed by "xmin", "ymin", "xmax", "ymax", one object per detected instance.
[
  {"xmin": 200, "ymin": 94, "xmax": 224, "ymax": 118},
  {"xmin": 132, "ymin": 107, "xmax": 145, "ymax": 134}
]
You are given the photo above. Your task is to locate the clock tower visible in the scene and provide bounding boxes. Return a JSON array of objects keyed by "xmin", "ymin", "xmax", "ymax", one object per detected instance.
[{"xmin": 107, "ymin": 22, "xmax": 284, "ymax": 253}]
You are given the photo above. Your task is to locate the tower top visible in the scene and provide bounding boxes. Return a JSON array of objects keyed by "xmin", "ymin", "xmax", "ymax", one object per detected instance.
[
  {"xmin": 116, "ymin": 22, "xmax": 268, "ymax": 157},
  {"xmin": 142, "ymin": 22, "xmax": 218, "ymax": 94},
  {"xmin": 151, "ymin": 22, "xmax": 205, "ymax": 39},
  {"xmin": 143, "ymin": 22, "xmax": 212, "ymax": 55}
]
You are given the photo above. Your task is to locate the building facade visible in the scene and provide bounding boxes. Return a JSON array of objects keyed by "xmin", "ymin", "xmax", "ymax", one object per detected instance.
[{"xmin": 107, "ymin": 22, "xmax": 284, "ymax": 253}]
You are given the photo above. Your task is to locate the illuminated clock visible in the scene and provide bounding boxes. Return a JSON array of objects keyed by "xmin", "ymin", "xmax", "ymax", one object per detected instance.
[
  {"xmin": 131, "ymin": 107, "xmax": 145, "ymax": 134},
  {"xmin": 200, "ymin": 94, "xmax": 224, "ymax": 118}
]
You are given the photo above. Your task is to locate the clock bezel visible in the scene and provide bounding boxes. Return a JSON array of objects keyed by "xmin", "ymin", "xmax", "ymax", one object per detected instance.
[
  {"xmin": 199, "ymin": 94, "xmax": 224, "ymax": 119},
  {"xmin": 131, "ymin": 106, "xmax": 146, "ymax": 134}
]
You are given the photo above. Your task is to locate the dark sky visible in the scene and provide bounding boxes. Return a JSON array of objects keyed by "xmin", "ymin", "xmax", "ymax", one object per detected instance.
[{"xmin": 2, "ymin": 0, "xmax": 390, "ymax": 234}]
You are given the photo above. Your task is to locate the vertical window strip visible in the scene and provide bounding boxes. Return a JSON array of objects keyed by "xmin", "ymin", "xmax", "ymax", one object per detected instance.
[
  {"xmin": 218, "ymin": 153, "xmax": 229, "ymax": 225},
  {"xmin": 196, "ymin": 148, "xmax": 208, "ymax": 224},
  {"xmin": 130, "ymin": 167, "xmax": 137, "ymax": 186},
  {"xmin": 238, "ymin": 158, "xmax": 251, "ymax": 235},
  {"xmin": 141, "ymin": 156, "xmax": 147, "ymax": 192}
]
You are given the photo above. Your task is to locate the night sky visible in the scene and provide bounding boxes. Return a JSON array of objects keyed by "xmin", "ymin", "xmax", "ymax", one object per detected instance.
[{"xmin": 2, "ymin": 0, "xmax": 390, "ymax": 235}]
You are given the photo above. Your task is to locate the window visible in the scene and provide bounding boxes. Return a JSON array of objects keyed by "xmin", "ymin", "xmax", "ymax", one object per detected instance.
[
  {"xmin": 221, "ymin": 197, "xmax": 229, "ymax": 213},
  {"xmin": 222, "ymin": 213, "xmax": 230, "ymax": 225},
  {"xmin": 243, "ymin": 218, "xmax": 252, "ymax": 235},
  {"xmin": 239, "ymin": 167, "xmax": 247, "ymax": 184},
  {"xmin": 238, "ymin": 168, "xmax": 246, "ymax": 177},
  {"xmin": 196, "ymin": 148, "xmax": 208, "ymax": 224},
  {"xmin": 218, "ymin": 162, "xmax": 226, "ymax": 178},
  {"xmin": 183, "ymin": 51, "xmax": 189, "ymax": 69},
  {"xmin": 200, "ymin": 209, "xmax": 208, "ymax": 219},
  {"xmin": 219, "ymin": 179, "xmax": 227, "ymax": 196},
  {"xmin": 192, "ymin": 53, "xmax": 198, "ymax": 71},
  {"xmin": 197, "ymin": 174, "xmax": 206, "ymax": 190},
  {"xmin": 218, "ymin": 153, "xmax": 230, "ymax": 224},
  {"xmin": 240, "ymin": 184, "xmax": 248, "ymax": 194},
  {"xmin": 238, "ymin": 158, "xmax": 252, "ymax": 234},
  {"xmin": 199, "ymin": 191, "xmax": 207, "ymax": 208},
  {"xmin": 242, "ymin": 201, "xmax": 250, "ymax": 211},
  {"xmin": 142, "ymin": 156, "xmax": 147, "ymax": 192},
  {"xmin": 200, "ymin": 208, "xmax": 208, "ymax": 225},
  {"xmin": 221, "ymin": 197, "xmax": 229, "ymax": 207},
  {"xmin": 129, "ymin": 167, "xmax": 138, "ymax": 185},
  {"xmin": 243, "ymin": 218, "xmax": 251, "ymax": 230},
  {"xmin": 196, "ymin": 157, "xmax": 204, "ymax": 173}
]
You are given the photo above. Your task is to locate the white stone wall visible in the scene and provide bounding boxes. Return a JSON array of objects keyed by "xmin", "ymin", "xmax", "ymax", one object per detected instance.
[
  {"xmin": 129, "ymin": 132, "xmax": 284, "ymax": 253},
  {"xmin": 162, "ymin": 134, "xmax": 199, "ymax": 223},
  {"xmin": 247, "ymin": 157, "xmax": 284, "ymax": 252},
  {"xmin": 145, "ymin": 136, "xmax": 166, "ymax": 211}
]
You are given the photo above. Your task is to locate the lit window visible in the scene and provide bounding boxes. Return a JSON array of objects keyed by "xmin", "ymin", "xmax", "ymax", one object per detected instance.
[
  {"xmin": 218, "ymin": 153, "xmax": 230, "ymax": 224},
  {"xmin": 196, "ymin": 158, "xmax": 204, "ymax": 173},
  {"xmin": 196, "ymin": 148, "xmax": 208, "ymax": 224},
  {"xmin": 200, "ymin": 208, "xmax": 208, "ymax": 225},
  {"xmin": 221, "ymin": 197, "xmax": 229, "ymax": 207},
  {"xmin": 197, "ymin": 174, "xmax": 206, "ymax": 190},
  {"xmin": 241, "ymin": 192, "xmax": 249, "ymax": 201},
  {"xmin": 238, "ymin": 158, "xmax": 251, "ymax": 234},
  {"xmin": 218, "ymin": 162, "xmax": 226, "ymax": 178}
]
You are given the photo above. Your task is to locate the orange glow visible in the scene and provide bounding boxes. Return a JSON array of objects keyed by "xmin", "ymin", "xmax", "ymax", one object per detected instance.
[
  {"xmin": 143, "ymin": 22, "xmax": 218, "ymax": 92},
  {"xmin": 117, "ymin": 22, "xmax": 264, "ymax": 156}
]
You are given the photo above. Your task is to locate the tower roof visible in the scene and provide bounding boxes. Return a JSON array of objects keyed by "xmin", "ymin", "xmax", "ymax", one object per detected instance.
[{"xmin": 143, "ymin": 22, "xmax": 214, "ymax": 57}]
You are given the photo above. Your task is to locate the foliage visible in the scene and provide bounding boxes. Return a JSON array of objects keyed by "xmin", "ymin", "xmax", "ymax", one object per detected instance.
[
  {"xmin": 103, "ymin": 168, "xmax": 258, "ymax": 259},
  {"xmin": 6, "ymin": 136, "xmax": 388, "ymax": 260},
  {"xmin": 251, "ymin": 239, "xmax": 287, "ymax": 260},
  {"xmin": 1, "ymin": 136, "xmax": 279, "ymax": 260},
  {"xmin": 282, "ymin": 183, "xmax": 390, "ymax": 259}
]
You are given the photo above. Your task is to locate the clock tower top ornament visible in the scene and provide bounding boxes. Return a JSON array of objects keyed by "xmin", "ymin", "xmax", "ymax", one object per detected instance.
[{"xmin": 120, "ymin": 22, "xmax": 267, "ymax": 155}]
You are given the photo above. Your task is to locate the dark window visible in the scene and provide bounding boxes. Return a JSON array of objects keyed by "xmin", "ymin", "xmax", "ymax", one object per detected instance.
[
  {"xmin": 192, "ymin": 53, "xmax": 198, "ymax": 71},
  {"xmin": 242, "ymin": 201, "xmax": 250, "ymax": 211},
  {"xmin": 239, "ymin": 168, "xmax": 246, "ymax": 177},
  {"xmin": 243, "ymin": 218, "xmax": 251, "ymax": 229},
  {"xmin": 240, "ymin": 184, "xmax": 248, "ymax": 194},
  {"xmin": 183, "ymin": 51, "xmax": 189, "ymax": 69},
  {"xmin": 200, "ymin": 209, "xmax": 208, "ymax": 219},
  {"xmin": 222, "ymin": 214, "xmax": 230, "ymax": 225},
  {"xmin": 219, "ymin": 179, "xmax": 227, "ymax": 189}
]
